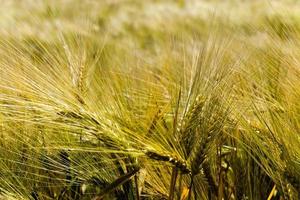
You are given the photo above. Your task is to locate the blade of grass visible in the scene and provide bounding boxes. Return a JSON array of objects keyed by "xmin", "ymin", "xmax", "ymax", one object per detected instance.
[{"xmin": 92, "ymin": 168, "xmax": 140, "ymax": 200}]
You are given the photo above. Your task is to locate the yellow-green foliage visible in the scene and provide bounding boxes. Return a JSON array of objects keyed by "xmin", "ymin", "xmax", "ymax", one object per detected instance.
[{"xmin": 0, "ymin": 0, "xmax": 299, "ymax": 199}]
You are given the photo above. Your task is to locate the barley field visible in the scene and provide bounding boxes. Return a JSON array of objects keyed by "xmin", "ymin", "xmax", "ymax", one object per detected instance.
[{"xmin": 0, "ymin": 0, "xmax": 299, "ymax": 199}]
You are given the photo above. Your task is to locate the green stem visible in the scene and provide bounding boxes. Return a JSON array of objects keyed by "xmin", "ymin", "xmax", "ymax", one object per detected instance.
[
  {"xmin": 169, "ymin": 167, "xmax": 179, "ymax": 200},
  {"xmin": 134, "ymin": 174, "xmax": 140, "ymax": 200},
  {"xmin": 187, "ymin": 175, "xmax": 194, "ymax": 200},
  {"xmin": 177, "ymin": 172, "xmax": 183, "ymax": 200}
]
